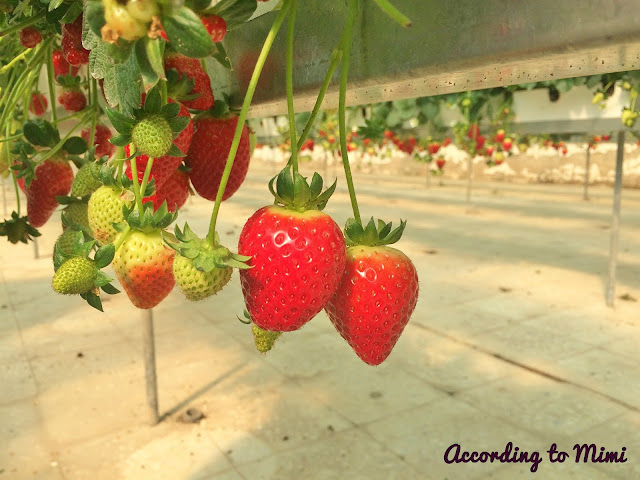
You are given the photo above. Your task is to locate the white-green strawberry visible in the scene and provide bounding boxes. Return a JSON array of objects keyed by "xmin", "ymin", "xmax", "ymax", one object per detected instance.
[
  {"xmin": 52, "ymin": 257, "xmax": 97, "ymax": 295},
  {"xmin": 88, "ymin": 186, "xmax": 129, "ymax": 244},
  {"xmin": 173, "ymin": 253, "xmax": 232, "ymax": 301}
]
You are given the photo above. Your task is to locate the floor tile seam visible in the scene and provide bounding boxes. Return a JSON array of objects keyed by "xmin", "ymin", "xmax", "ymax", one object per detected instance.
[{"xmin": 411, "ymin": 322, "xmax": 640, "ymax": 413}]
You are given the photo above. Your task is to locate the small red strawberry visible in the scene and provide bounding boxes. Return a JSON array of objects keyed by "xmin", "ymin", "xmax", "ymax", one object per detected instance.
[
  {"xmin": 502, "ymin": 138, "xmax": 513, "ymax": 152},
  {"xmin": 61, "ymin": 16, "xmax": 90, "ymax": 66},
  {"xmin": 52, "ymin": 49, "xmax": 79, "ymax": 78},
  {"xmin": 475, "ymin": 135, "xmax": 486, "ymax": 151},
  {"xmin": 81, "ymin": 124, "xmax": 115, "ymax": 159},
  {"xmin": 19, "ymin": 27, "xmax": 42, "ymax": 48},
  {"xmin": 25, "ymin": 157, "xmax": 74, "ymax": 228},
  {"xmin": 495, "ymin": 129, "xmax": 506, "ymax": 143},
  {"xmin": 143, "ymin": 169, "xmax": 189, "ymax": 212},
  {"xmin": 113, "ymin": 230, "xmax": 175, "ymax": 309},
  {"xmin": 238, "ymin": 168, "xmax": 346, "ymax": 332},
  {"xmin": 186, "ymin": 108, "xmax": 249, "ymax": 202},
  {"xmin": 58, "ymin": 87, "xmax": 86, "ymax": 112},
  {"xmin": 427, "ymin": 142, "xmax": 440, "ymax": 155},
  {"xmin": 29, "ymin": 93, "xmax": 48, "ymax": 116},
  {"xmin": 201, "ymin": 14, "xmax": 227, "ymax": 42},
  {"xmin": 467, "ymin": 123, "xmax": 480, "ymax": 139},
  {"xmin": 164, "ymin": 53, "xmax": 214, "ymax": 110},
  {"xmin": 485, "ymin": 145, "xmax": 495, "ymax": 156},
  {"xmin": 325, "ymin": 219, "xmax": 419, "ymax": 366},
  {"xmin": 436, "ymin": 158, "xmax": 445, "ymax": 169}
]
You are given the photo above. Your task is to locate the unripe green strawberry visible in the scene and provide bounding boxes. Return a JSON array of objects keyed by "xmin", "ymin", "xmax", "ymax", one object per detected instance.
[
  {"xmin": 173, "ymin": 254, "xmax": 232, "ymax": 301},
  {"xmin": 88, "ymin": 186, "xmax": 129, "ymax": 244},
  {"xmin": 52, "ymin": 257, "xmax": 97, "ymax": 295},
  {"xmin": 113, "ymin": 230, "xmax": 175, "ymax": 309},
  {"xmin": 63, "ymin": 202, "xmax": 90, "ymax": 230},
  {"xmin": 131, "ymin": 115, "xmax": 173, "ymax": 158},
  {"xmin": 54, "ymin": 228, "xmax": 78, "ymax": 256},
  {"xmin": 71, "ymin": 163, "xmax": 101, "ymax": 197},
  {"xmin": 252, "ymin": 324, "xmax": 282, "ymax": 353}
]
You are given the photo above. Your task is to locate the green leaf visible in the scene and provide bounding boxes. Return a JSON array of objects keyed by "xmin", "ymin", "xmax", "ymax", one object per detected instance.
[
  {"xmin": 137, "ymin": 37, "xmax": 165, "ymax": 89},
  {"xmin": 161, "ymin": 103, "xmax": 180, "ymax": 118},
  {"xmin": 106, "ymin": 109, "xmax": 135, "ymax": 134},
  {"xmin": 60, "ymin": 2, "xmax": 82, "ymax": 23},
  {"xmin": 162, "ymin": 6, "xmax": 215, "ymax": 58},
  {"xmin": 144, "ymin": 86, "xmax": 162, "ymax": 113},
  {"xmin": 93, "ymin": 271, "xmax": 113, "ymax": 287},
  {"xmin": 101, "ymin": 283, "xmax": 120, "ymax": 294},
  {"xmin": 106, "ymin": 39, "xmax": 136, "ymax": 64},
  {"xmin": 62, "ymin": 136, "xmax": 88, "ymax": 155},
  {"xmin": 49, "ymin": 0, "xmax": 64, "ymax": 12},
  {"xmin": 209, "ymin": 0, "xmax": 257, "ymax": 31},
  {"xmin": 168, "ymin": 116, "xmax": 190, "ymax": 134},
  {"xmin": 166, "ymin": 144, "xmax": 187, "ymax": 157},
  {"xmin": 211, "ymin": 42, "xmax": 232, "ymax": 70},
  {"xmin": 309, "ymin": 172, "xmax": 323, "ymax": 198},
  {"xmin": 276, "ymin": 167, "xmax": 294, "ymax": 203},
  {"xmin": 82, "ymin": 291, "xmax": 104, "ymax": 311},
  {"xmin": 102, "ymin": 53, "xmax": 142, "ymax": 116},
  {"xmin": 23, "ymin": 121, "xmax": 58, "ymax": 147},
  {"xmin": 94, "ymin": 244, "xmax": 115, "ymax": 269},
  {"xmin": 292, "ymin": 173, "xmax": 311, "ymax": 206},
  {"xmin": 84, "ymin": 0, "xmax": 106, "ymax": 38},
  {"xmin": 109, "ymin": 134, "xmax": 132, "ymax": 147}
]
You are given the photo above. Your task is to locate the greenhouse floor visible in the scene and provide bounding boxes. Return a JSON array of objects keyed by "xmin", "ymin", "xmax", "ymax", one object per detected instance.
[{"xmin": 1, "ymin": 165, "xmax": 639, "ymax": 480}]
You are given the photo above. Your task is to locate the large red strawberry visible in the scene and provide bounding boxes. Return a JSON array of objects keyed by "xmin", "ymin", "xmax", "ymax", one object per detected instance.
[
  {"xmin": 113, "ymin": 230, "xmax": 175, "ymax": 309},
  {"xmin": 238, "ymin": 168, "xmax": 346, "ymax": 332},
  {"xmin": 164, "ymin": 53, "xmax": 214, "ymax": 110},
  {"xmin": 325, "ymin": 219, "xmax": 419, "ymax": 366},
  {"xmin": 58, "ymin": 87, "xmax": 86, "ymax": 112},
  {"xmin": 61, "ymin": 15, "xmax": 90, "ymax": 66},
  {"xmin": 201, "ymin": 15, "xmax": 227, "ymax": 42},
  {"xmin": 143, "ymin": 169, "xmax": 189, "ymax": 212},
  {"xmin": 186, "ymin": 111, "xmax": 249, "ymax": 201},
  {"xmin": 52, "ymin": 49, "xmax": 79, "ymax": 78},
  {"xmin": 25, "ymin": 157, "xmax": 74, "ymax": 228},
  {"xmin": 124, "ymin": 98, "xmax": 193, "ymax": 187}
]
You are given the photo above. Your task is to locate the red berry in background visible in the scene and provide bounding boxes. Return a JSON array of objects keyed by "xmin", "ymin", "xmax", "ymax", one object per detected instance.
[
  {"xmin": 475, "ymin": 135, "xmax": 486, "ymax": 151},
  {"xmin": 436, "ymin": 158, "xmax": 446, "ymax": 169},
  {"xmin": 427, "ymin": 142, "xmax": 440, "ymax": 155},
  {"xmin": 19, "ymin": 27, "xmax": 42, "ymax": 48},
  {"xmin": 143, "ymin": 169, "xmax": 189, "ymax": 212},
  {"xmin": 25, "ymin": 157, "xmax": 74, "ymax": 228},
  {"xmin": 61, "ymin": 16, "xmax": 90, "ymax": 66},
  {"xmin": 238, "ymin": 205, "xmax": 347, "ymax": 332},
  {"xmin": 81, "ymin": 124, "xmax": 115, "ymax": 159},
  {"xmin": 325, "ymin": 244, "xmax": 419, "ymax": 366},
  {"xmin": 201, "ymin": 14, "xmax": 227, "ymax": 43},
  {"xmin": 384, "ymin": 129, "xmax": 394, "ymax": 139},
  {"xmin": 466, "ymin": 123, "xmax": 480, "ymax": 139},
  {"xmin": 29, "ymin": 93, "xmax": 48, "ymax": 116},
  {"xmin": 495, "ymin": 129, "xmax": 506, "ymax": 143},
  {"xmin": 562, "ymin": 147, "xmax": 568, "ymax": 155},
  {"xmin": 442, "ymin": 137, "xmax": 451, "ymax": 147},
  {"xmin": 164, "ymin": 53, "xmax": 214, "ymax": 111},
  {"xmin": 52, "ymin": 49, "xmax": 79, "ymax": 78},
  {"xmin": 603, "ymin": 134, "xmax": 611, "ymax": 141},
  {"xmin": 186, "ymin": 113, "xmax": 249, "ymax": 201},
  {"xmin": 502, "ymin": 138, "xmax": 513, "ymax": 152},
  {"xmin": 58, "ymin": 88, "xmax": 86, "ymax": 112},
  {"xmin": 485, "ymin": 145, "xmax": 495, "ymax": 156}
]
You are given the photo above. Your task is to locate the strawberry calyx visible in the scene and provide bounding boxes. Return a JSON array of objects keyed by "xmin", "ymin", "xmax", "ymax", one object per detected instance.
[
  {"xmin": 107, "ymin": 86, "xmax": 191, "ymax": 157},
  {"xmin": 236, "ymin": 310, "xmax": 283, "ymax": 353},
  {"xmin": 268, "ymin": 166, "xmax": 337, "ymax": 212},
  {"xmin": 53, "ymin": 230, "xmax": 120, "ymax": 310},
  {"xmin": 122, "ymin": 201, "xmax": 176, "ymax": 234},
  {"xmin": 343, "ymin": 217, "xmax": 406, "ymax": 247},
  {"xmin": 165, "ymin": 69, "xmax": 200, "ymax": 103},
  {"xmin": 164, "ymin": 223, "xmax": 251, "ymax": 272},
  {"xmin": 0, "ymin": 211, "xmax": 41, "ymax": 245}
]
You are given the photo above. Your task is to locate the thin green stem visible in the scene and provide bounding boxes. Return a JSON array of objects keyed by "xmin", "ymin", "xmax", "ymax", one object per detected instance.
[
  {"xmin": 113, "ymin": 225, "xmax": 131, "ymax": 251},
  {"xmin": 115, "ymin": 147, "xmax": 125, "ymax": 189},
  {"xmin": 371, "ymin": 0, "xmax": 412, "ymax": 27},
  {"xmin": 39, "ymin": 111, "xmax": 94, "ymax": 163},
  {"xmin": 0, "ymin": 48, "xmax": 32, "ymax": 75},
  {"xmin": 296, "ymin": 48, "xmax": 342, "ymax": 152},
  {"xmin": 206, "ymin": 0, "xmax": 292, "ymax": 245},
  {"xmin": 88, "ymin": 78, "xmax": 99, "ymax": 149},
  {"xmin": 129, "ymin": 153, "xmax": 144, "ymax": 212},
  {"xmin": 0, "ymin": 11, "xmax": 46, "ymax": 36},
  {"xmin": 338, "ymin": 0, "xmax": 361, "ymax": 223},
  {"xmin": 5, "ymin": 123, "xmax": 19, "ymax": 215},
  {"xmin": 46, "ymin": 44, "xmax": 58, "ymax": 127},
  {"xmin": 285, "ymin": 0, "xmax": 298, "ymax": 174},
  {"xmin": 139, "ymin": 157, "xmax": 154, "ymax": 199},
  {"xmin": 159, "ymin": 80, "xmax": 168, "ymax": 105},
  {"xmin": 0, "ymin": 133, "xmax": 23, "ymax": 143},
  {"xmin": 57, "ymin": 109, "xmax": 89, "ymax": 123}
]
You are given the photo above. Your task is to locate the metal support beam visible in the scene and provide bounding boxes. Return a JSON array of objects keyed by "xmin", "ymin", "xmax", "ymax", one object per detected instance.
[
  {"xmin": 142, "ymin": 309, "xmax": 160, "ymax": 424},
  {"xmin": 32, "ymin": 237, "xmax": 39, "ymax": 259},
  {"xmin": 584, "ymin": 143, "xmax": 591, "ymax": 201},
  {"xmin": 606, "ymin": 131, "xmax": 625, "ymax": 307},
  {"xmin": 466, "ymin": 156, "xmax": 473, "ymax": 203}
]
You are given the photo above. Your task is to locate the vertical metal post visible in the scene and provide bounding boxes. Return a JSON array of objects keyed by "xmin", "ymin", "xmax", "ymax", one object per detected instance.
[
  {"xmin": 33, "ymin": 237, "xmax": 39, "ymax": 259},
  {"xmin": 583, "ymin": 143, "xmax": 591, "ymax": 201},
  {"xmin": 466, "ymin": 155, "xmax": 473, "ymax": 203},
  {"xmin": 142, "ymin": 309, "xmax": 160, "ymax": 424},
  {"xmin": 606, "ymin": 131, "xmax": 625, "ymax": 307},
  {"xmin": 425, "ymin": 160, "xmax": 431, "ymax": 188}
]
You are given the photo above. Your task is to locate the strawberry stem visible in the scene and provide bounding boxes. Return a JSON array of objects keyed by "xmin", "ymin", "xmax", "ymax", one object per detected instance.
[
  {"xmin": 46, "ymin": 44, "xmax": 57, "ymax": 127},
  {"xmin": 285, "ymin": 0, "xmax": 298, "ymax": 174},
  {"xmin": 6, "ymin": 123, "xmax": 19, "ymax": 215},
  {"xmin": 296, "ymin": 48, "xmax": 342, "ymax": 152},
  {"xmin": 0, "ymin": 11, "xmax": 46, "ymax": 36},
  {"xmin": 38, "ymin": 110, "xmax": 93, "ymax": 164},
  {"xmin": 338, "ymin": 0, "xmax": 361, "ymax": 223},
  {"xmin": 372, "ymin": 0, "xmax": 412, "ymax": 27},
  {"xmin": 88, "ymin": 77, "xmax": 99, "ymax": 149},
  {"xmin": 0, "ymin": 48, "xmax": 32, "ymax": 75},
  {"xmin": 129, "ymin": 151, "xmax": 144, "ymax": 212},
  {"xmin": 113, "ymin": 225, "xmax": 131, "ymax": 251},
  {"xmin": 206, "ymin": 0, "xmax": 292, "ymax": 245},
  {"xmin": 139, "ymin": 157, "xmax": 154, "ymax": 200},
  {"xmin": 115, "ymin": 147, "xmax": 125, "ymax": 188}
]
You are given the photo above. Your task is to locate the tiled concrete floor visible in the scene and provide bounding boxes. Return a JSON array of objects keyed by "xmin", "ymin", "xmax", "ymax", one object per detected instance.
[{"xmin": 1, "ymin": 165, "xmax": 639, "ymax": 480}]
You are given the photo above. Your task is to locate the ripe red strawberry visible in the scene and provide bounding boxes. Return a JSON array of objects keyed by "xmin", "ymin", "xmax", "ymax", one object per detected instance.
[
  {"xmin": 475, "ymin": 135, "xmax": 486, "ymax": 151},
  {"xmin": 25, "ymin": 157, "xmax": 74, "ymax": 228},
  {"xmin": 186, "ymin": 113, "xmax": 249, "ymax": 201},
  {"xmin": 436, "ymin": 158, "xmax": 445, "ymax": 169},
  {"xmin": 19, "ymin": 27, "xmax": 42, "ymax": 48},
  {"xmin": 325, "ymin": 239, "xmax": 419, "ymax": 366},
  {"xmin": 201, "ymin": 14, "xmax": 227, "ymax": 42},
  {"xmin": 52, "ymin": 49, "xmax": 79, "ymax": 78},
  {"xmin": 239, "ymin": 205, "xmax": 346, "ymax": 332},
  {"xmin": 502, "ymin": 138, "xmax": 513, "ymax": 152},
  {"xmin": 58, "ymin": 88, "xmax": 86, "ymax": 112},
  {"xmin": 113, "ymin": 230, "xmax": 175, "ymax": 309},
  {"xmin": 485, "ymin": 145, "xmax": 495, "ymax": 156},
  {"xmin": 467, "ymin": 123, "xmax": 480, "ymax": 139},
  {"xmin": 29, "ymin": 93, "xmax": 48, "ymax": 116},
  {"xmin": 427, "ymin": 142, "xmax": 440, "ymax": 155},
  {"xmin": 81, "ymin": 124, "xmax": 115, "ymax": 159},
  {"xmin": 164, "ymin": 53, "xmax": 214, "ymax": 110},
  {"xmin": 61, "ymin": 16, "xmax": 90, "ymax": 66},
  {"xmin": 442, "ymin": 137, "xmax": 451, "ymax": 147},
  {"xmin": 495, "ymin": 129, "xmax": 506, "ymax": 143},
  {"xmin": 143, "ymin": 169, "xmax": 189, "ymax": 212}
]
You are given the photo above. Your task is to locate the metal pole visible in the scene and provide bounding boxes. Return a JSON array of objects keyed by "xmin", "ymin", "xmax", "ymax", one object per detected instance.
[
  {"xmin": 142, "ymin": 309, "xmax": 160, "ymax": 424},
  {"xmin": 33, "ymin": 237, "xmax": 39, "ymax": 259},
  {"xmin": 583, "ymin": 142, "xmax": 591, "ymax": 201},
  {"xmin": 605, "ymin": 131, "xmax": 624, "ymax": 307},
  {"xmin": 466, "ymin": 155, "xmax": 473, "ymax": 203}
]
